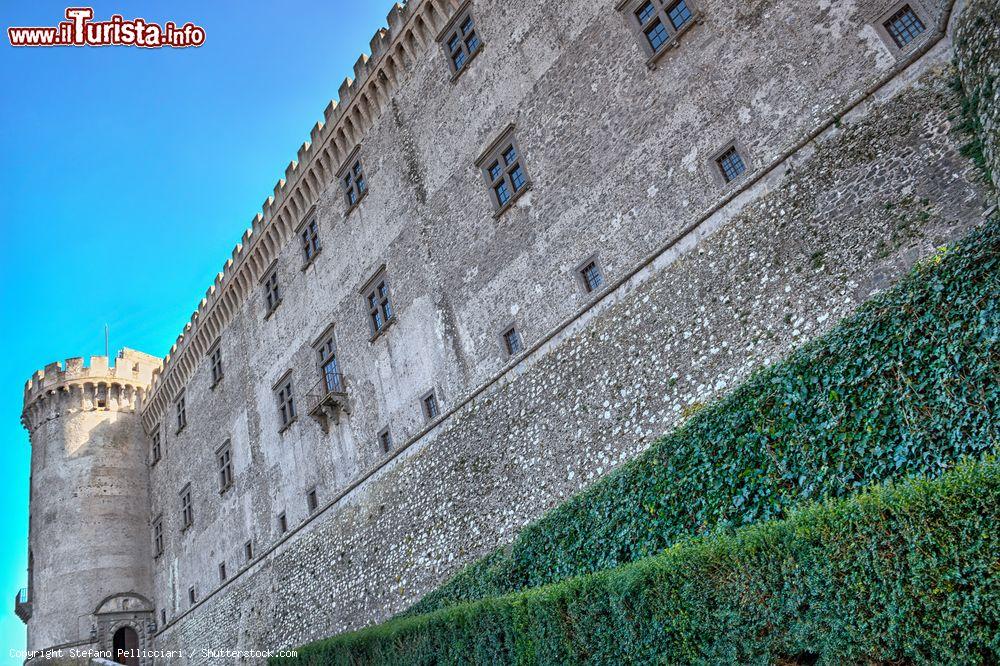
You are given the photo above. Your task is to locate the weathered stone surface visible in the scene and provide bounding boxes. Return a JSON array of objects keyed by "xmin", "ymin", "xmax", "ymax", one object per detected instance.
[
  {"xmin": 152, "ymin": 61, "xmax": 987, "ymax": 661},
  {"xmin": 955, "ymin": 0, "xmax": 1000, "ymax": 188},
  {"xmin": 21, "ymin": 350, "xmax": 161, "ymax": 658},
  {"xmin": 19, "ymin": 0, "xmax": 996, "ymax": 661}
]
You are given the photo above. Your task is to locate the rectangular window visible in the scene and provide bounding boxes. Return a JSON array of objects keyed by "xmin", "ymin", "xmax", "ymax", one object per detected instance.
[
  {"xmin": 438, "ymin": 4, "xmax": 483, "ymax": 77},
  {"xmin": 175, "ymin": 393, "xmax": 187, "ymax": 433},
  {"xmin": 363, "ymin": 271, "xmax": 395, "ymax": 337},
  {"xmin": 278, "ymin": 512, "xmax": 288, "ymax": 534},
  {"xmin": 645, "ymin": 17, "xmax": 668, "ymax": 51},
  {"xmin": 151, "ymin": 429, "xmax": 162, "ymax": 465},
  {"xmin": 883, "ymin": 4, "xmax": 925, "ymax": 47},
  {"xmin": 263, "ymin": 266, "xmax": 281, "ymax": 316},
  {"xmin": 301, "ymin": 218, "xmax": 321, "ymax": 264},
  {"xmin": 667, "ymin": 0, "xmax": 693, "ymax": 29},
  {"xmin": 217, "ymin": 441, "xmax": 233, "ymax": 493},
  {"xmin": 502, "ymin": 325, "xmax": 524, "ymax": 356},
  {"xmin": 209, "ymin": 343, "xmax": 223, "ymax": 387},
  {"xmin": 637, "ymin": 1, "xmax": 655, "ymax": 23},
  {"xmin": 379, "ymin": 427, "xmax": 392, "ymax": 453},
  {"xmin": 477, "ymin": 127, "xmax": 530, "ymax": 215},
  {"xmin": 316, "ymin": 330, "xmax": 344, "ymax": 394},
  {"xmin": 337, "ymin": 151, "xmax": 367, "ymax": 211},
  {"xmin": 578, "ymin": 257, "xmax": 606, "ymax": 293},
  {"xmin": 306, "ymin": 488, "xmax": 318, "ymax": 513},
  {"xmin": 623, "ymin": 0, "xmax": 699, "ymax": 62},
  {"xmin": 275, "ymin": 374, "xmax": 296, "ymax": 430},
  {"xmin": 180, "ymin": 485, "xmax": 193, "ymax": 530},
  {"xmin": 244, "ymin": 540, "xmax": 254, "ymax": 562},
  {"xmin": 716, "ymin": 146, "xmax": 747, "ymax": 183},
  {"xmin": 160, "ymin": 609, "xmax": 166, "ymax": 626},
  {"xmin": 188, "ymin": 586, "xmax": 196, "ymax": 605},
  {"xmin": 153, "ymin": 516, "xmax": 164, "ymax": 557},
  {"xmin": 219, "ymin": 562, "xmax": 227, "ymax": 582},
  {"xmin": 422, "ymin": 390, "xmax": 440, "ymax": 421}
]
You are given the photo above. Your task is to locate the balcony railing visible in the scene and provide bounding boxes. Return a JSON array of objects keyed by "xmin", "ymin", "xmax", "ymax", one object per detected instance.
[
  {"xmin": 305, "ymin": 373, "xmax": 350, "ymax": 432},
  {"xmin": 15, "ymin": 587, "xmax": 31, "ymax": 623}
]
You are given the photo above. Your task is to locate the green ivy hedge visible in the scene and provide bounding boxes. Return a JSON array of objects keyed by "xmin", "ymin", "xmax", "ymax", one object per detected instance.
[
  {"xmin": 278, "ymin": 458, "xmax": 1000, "ymax": 665},
  {"xmin": 405, "ymin": 217, "xmax": 999, "ymax": 616}
]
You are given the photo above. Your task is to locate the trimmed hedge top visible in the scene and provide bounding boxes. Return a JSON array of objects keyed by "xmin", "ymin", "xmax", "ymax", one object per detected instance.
[
  {"xmin": 281, "ymin": 458, "xmax": 1000, "ymax": 665},
  {"xmin": 408, "ymin": 217, "xmax": 999, "ymax": 616}
]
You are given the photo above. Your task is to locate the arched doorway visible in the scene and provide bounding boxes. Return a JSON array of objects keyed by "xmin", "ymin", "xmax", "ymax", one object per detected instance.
[{"xmin": 112, "ymin": 625, "xmax": 139, "ymax": 666}]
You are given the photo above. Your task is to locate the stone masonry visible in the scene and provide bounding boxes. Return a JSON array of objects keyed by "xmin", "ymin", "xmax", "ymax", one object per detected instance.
[{"xmin": 18, "ymin": 0, "xmax": 996, "ymax": 662}]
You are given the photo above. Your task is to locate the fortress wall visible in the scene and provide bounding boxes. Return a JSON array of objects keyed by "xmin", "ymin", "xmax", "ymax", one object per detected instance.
[
  {"xmin": 143, "ymin": 0, "xmax": 960, "ymax": 438},
  {"xmin": 146, "ymin": 0, "xmax": 973, "ymax": 633},
  {"xmin": 150, "ymin": 33, "xmax": 990, "ymax": 659},
  {"xmin": 954, "ymin": 0, "xmax": 1000, "ymax": 188}
]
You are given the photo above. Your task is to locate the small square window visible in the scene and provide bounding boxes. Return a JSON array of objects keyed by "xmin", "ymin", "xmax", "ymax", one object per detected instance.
[
  {"xmin": 476, "ymin": 127, "xmax": 530, "ymax": 216},
  {"xmin": 219, "ymin": 562, "xmax": 227, "ymax": 582},
  {"xmin": 379, "ymin": 427, "xmax": 393, "ymax": 453},
  {"xmin": 278, "ymin": 512, "xmax": 288, "ymax": 534},
  {"xmin": 501, "ymin": 325, "xmax": 524, "ymax": 357},
  {"xmin": 263, "ymin": 266, "xmax": 281, "ymax": 316},
  {"xmin": 301, "ymin": 219, "xmax": 321, "ymax": 265},
  {"xmin": 337, "ymin": 151, "xmax": 367, "ymax": 213},
  {"xmin": 422, "ymin": 390, "xmax": 440, "ymax": 421},
  {"xmin": 578, "ymin": 257, "xmax": 606, "ymax": 293},
  {"xmin": 883, "ymin": 4, "xmax": 925, "ymax": 47},
  {"xmin": 274, "ymin": 373, "xmax": 296, "ymax": 431},
  {"xmin": 306, "ymin": 488, "xmax": 319, "ymax": 513},
  {"xmin": 244, "ymin": 540, "xmax": 254, "ymax": 562},
  {"xmin": 188, "ymin": 586, "xmax": 197, "ymax": 605},
  {"xmin": 716, "ymin": 146, "xmax": 747, "ymax": 184},
  {"xmin": 438, "ymin": 4, "xmax": 484, "ymax": 78}
]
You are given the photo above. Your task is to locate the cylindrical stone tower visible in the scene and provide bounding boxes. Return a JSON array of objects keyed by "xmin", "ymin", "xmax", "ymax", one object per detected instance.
[{"xmin": 20, "ymin": 349, "xmax": 162, "ymax": 662}]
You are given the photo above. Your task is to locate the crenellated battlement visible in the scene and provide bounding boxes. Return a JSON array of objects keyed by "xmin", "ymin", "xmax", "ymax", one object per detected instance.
[
  {"xmin": 142, "ymin": 0, "xmax": 466, "ymax": 428},
  {"xmin": 23, "ymin": 348, "xmax": 162, "ymax": 433}
]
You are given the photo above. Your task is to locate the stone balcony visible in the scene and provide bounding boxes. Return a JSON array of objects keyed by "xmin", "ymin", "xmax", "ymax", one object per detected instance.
[
  {"xmin": 14, "ymin": 587, "xmax": 31, "ymax": 623},
  {"xmin": 306, "ymin": 373, "xmax": 350, "ymax": 433}
]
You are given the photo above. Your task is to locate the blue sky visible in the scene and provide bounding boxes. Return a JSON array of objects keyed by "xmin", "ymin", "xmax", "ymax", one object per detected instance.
[{"xmin": 0, "ymin": 0, "xmax": 395, "ymax": 658}]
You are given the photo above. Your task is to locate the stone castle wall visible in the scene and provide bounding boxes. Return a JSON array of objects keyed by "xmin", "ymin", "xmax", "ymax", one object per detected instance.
[
  {"xmin": 21, "ymin": 0, "xmax": 997, "ymax": 660},
  {"xmin": 144, "ymin": 0, "xmax": 992, "ymax": 656},
  {"xmin": 954, "ymin": 0, "xmax": 1000, "ymax": 188}
]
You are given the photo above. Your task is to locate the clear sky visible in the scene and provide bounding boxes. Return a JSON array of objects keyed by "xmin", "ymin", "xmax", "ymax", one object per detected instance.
[{"xmin": 0, "ymin": 0, "xmax": 395, "ymax": 659}]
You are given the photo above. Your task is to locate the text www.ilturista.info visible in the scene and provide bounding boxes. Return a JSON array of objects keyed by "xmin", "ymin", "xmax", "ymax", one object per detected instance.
[{"xmin": 8, "ymin": 7, "xmax": 205, "ymax": 48}]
